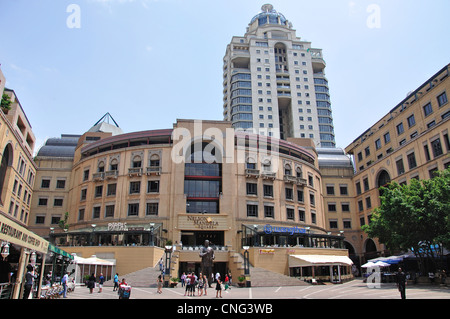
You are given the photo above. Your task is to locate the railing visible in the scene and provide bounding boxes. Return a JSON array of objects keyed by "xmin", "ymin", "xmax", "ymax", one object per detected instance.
[
  {"xmin": 245, "ymin": 169, "xmax": 260, "ymax": 177},
  {"xmin": 146, "ymin": 166, "xmax": 161, "ymax": 175},
  {"xmin": 0, "ymin": 283, "xmax": 14, "ymax": 299},
  {"xmin": 128, "ymin": 167, "xmax": 143, "ymax": 175},
  {"xmin": 105, "ymin": 170, "xmax": 118, "ymax": 179},
  {"xmin": 92, "ymin": 172, "xmax": 105, "ymax": 181}
]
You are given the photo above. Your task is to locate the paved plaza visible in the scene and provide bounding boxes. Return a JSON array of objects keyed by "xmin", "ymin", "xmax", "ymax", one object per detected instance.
[{"xmin": 65, "ymin": 279, "xmax": 449, "ymax": 300}]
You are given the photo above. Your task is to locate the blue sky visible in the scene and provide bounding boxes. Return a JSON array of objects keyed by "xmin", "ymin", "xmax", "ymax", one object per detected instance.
[{"xmin": 1, "ymin": 0, "xmax": 449, "ymax": 153}]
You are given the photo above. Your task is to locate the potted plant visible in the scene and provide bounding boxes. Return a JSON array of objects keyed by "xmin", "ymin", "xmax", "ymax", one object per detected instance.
[
  {"xmin": 170, "ymin": 277, "xmax": 179, "ymax": 288},
  {"xmin": 237, "ymin": 275, "xmax": 246, "ymax": 287}
]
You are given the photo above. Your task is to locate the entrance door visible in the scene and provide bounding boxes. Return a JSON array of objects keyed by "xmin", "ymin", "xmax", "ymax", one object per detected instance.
[{"xmin": 181, "ymin": 231, "xmax": 224, "ymax": 247}]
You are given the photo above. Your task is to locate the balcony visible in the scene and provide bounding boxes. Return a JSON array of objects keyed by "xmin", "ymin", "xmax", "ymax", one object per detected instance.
[
  {"xmin": 105, "ymin": 170, "xmax": 118, "ymax": 179},
  {"xmin": 284, "ymin": 175, "xmax": 297, "ymax": 183},
  {"xmin": 261, "ymin": 171, "xmax": 276, "ymax": 180},
  {"xmin": 92, "ymin": 172, "xmax": 105, "ymax": 181},
  {"xmin": 146, "ymin": 166, "xmax": 161, "ymax": 175},
  {"xmin": 128, "ymin": 167, "xmax": 143, "ymax": 177},
  {"xmin": 245, "ymin": 169, "xmax": 260, "ymax": 178},
  {"xmin": 296, "ymin": 177, "xmax": 307, "ymax": 186}
]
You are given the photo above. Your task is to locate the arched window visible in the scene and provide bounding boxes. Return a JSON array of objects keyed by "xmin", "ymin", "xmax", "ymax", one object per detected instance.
[
  {"xmin": 97, "ymin": 161, "xmax": 105, "ymax": 172},
  {"xmin": 0, "ymin": 144, "xmax": 13, "ymax": 204},
  {"xmin": 132, "ymin": 155, "xmax": 142, "ymax": 168}
]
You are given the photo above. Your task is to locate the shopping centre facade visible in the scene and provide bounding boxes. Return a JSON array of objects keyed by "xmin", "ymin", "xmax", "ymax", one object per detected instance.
[{"xmin": 31, "ymin": 119, "xmax": 352, "ymax": 283}]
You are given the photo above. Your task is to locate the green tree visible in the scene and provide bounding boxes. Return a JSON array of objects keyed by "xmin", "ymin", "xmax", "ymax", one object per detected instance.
[
  {"xmin": 58, "ymin": 212, "xmax": 70, "ymax": 231},
  {"xmin": 362, "ymin": 169, "xmax": 450, "ymax": 272},
  {"xmin": 1, "ymin": 93, "xmax": 12, "ymax": 112}
]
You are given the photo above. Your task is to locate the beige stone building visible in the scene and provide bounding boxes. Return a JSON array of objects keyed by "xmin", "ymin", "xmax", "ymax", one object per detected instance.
[
  {"xmin": 345, "ymin": 63, "xmax": 450, "ymax": 261},
  {"xmin": 30, "ymin": 118, "xmax": 351, "ymax": 283},
  {"xmin": 0, "ymin": 68, "xmax": 49, "ymax": 299}
]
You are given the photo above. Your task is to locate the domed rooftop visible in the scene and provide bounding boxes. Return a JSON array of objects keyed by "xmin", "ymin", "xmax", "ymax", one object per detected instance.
[{"xmin": 250, "ymin": 4, "xmax": 288, "ymax": 27}]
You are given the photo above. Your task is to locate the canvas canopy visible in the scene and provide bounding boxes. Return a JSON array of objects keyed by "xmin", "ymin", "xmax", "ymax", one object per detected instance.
[{"xmin": 289, "ymin": 254, "xmax": 353, "ymax": 267}]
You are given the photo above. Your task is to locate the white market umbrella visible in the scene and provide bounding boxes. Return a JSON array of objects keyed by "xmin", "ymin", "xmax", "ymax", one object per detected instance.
[{"xmin": 361, "ymin": 261, "xmax": 377, "ymax": 268}]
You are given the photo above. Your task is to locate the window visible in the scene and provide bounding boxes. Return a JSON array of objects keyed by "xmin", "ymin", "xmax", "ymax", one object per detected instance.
[
  {"xmin": 326, "ymin": 185, "xmax": 335, "ymax": 195},
  {"xmin": 83, "ymin": 170, "xmax": 89, "ymax": 181},
  {"xmin": 311, "ymin": 211, "xmax": 316, "ymax": 224},
  {"xmin": 80, "ymin": 189, "xmax": 87, "ymax": 201},
  {"xmin": 343, "ymin": 220, "xmax": 352, "ymax": 229},
  {"xmin": 247, "ymin": 204, "xmax": 258, "ymax": 217},
  {"xmin": 396, "ymin": 122, "xmax": 404, "ymax": 135},
  {"xmin": 35, "ymin": 216, "xmax": 45, "ymax": 224},
  {"xmin": 328, "ymin": 203, "xmax": 337, "ymax": 212},
  {"xmin": 309, "ymin": 192, "xmax": 315, "ymax": 206},
  {"xmin": 423, "ymin": 103, "xmax": 433, "ymax": 117},
  {"xmin": 146, "ymin": 203, "xmax": 159, "ymax": 216},
  {"xmin": 107, "ymin": 183, "xmax": 117, "ymax": 196},
  {"xmin": 285, "ymin": 188, "xmax": 293, "ymax": 200},
  {"xmin": 365, "ymin": 197, "xmax": 372, "ymax": 209},
  {"xmin": 128, "ymin": 203, "xmax": 139, "ymax": 216},
  {"xmin": 341, "ymin": 203, "xmax": 350, "ymax": 212},
  {"xmin": 41, "ymin": 179, "xmax": 50, "ymax": 188},
  {"xmin": 93, "ymin": 206, "xmax": 101, "ymax": 219},
  {"xmin": 329, "ymin": 220, "xmax": 338, "ymax": 229},
  {"xmin": 264, "ymin": 206, "xmax": 274, "ymax": 218},
  {"xmin": 407, "ymin": 152, "xmax": 417, "ymax": 169},
  {"xmin": 424, "ymin": 144, "xmax": 431, "ymax": 161},
  {"xmin": 95, "ymin": 185, "xmax": 103, "ymax": 197},
  {"xmin": 355, "ymin": 181, "xmax": 361, "ymax": 195},
  {"xmin": 396, "ymin": 158, "xmax": 405, "ymax": 175},
  {"xmin": 148, "ymin": 181, "xmax": 160, "ymax": 193},
  {"xmin": 287, "ymin": 208, "xmax": 295, "ymax": 220},
  {"xmin": 358, "ymin": 200, "xmax": 364, "ymax": 212},
  {"xmin": 363, "ymin": 178, "xmax": 369, "ymax": 191},
  {"xmin": 105, "ymin": 205, "xmax": 115, "ymax": 218},
  {"xmin": 246, "ymin": 183, "xmax": 257, "ymax": 195},
  {"xmin": 437, "ymin": 92, "xmax": 448, "ymax": 107},
  {"xmin": 298, "ymin": 209, "xmax": 305, "ymax": 222},
  {"xmin": 129, "ymin": 181, "xmax": 141, "ymax": 194},
  {"xmin": 38, "ymin": 198, "xmax": 48, "ymax": 206},
  {"xmin": 339, "ymin": 185, "xmax": 348, "ymax": 195},
  {"xmin": 53, "ymin": 198, "xmax": 63, "ymax": 207},
  {"xmin": 407, "ymin": 114, "xmax": 415, "ymax": 127},
  {"xmin": 56, "ymin": 180, "xmax": 66, "ymax": 189},
  {"xmin": 375, "ymin": 139, "xmax": 381, "ymax": 150},
  {"xmin": 384, "ymin": 132, "xmax": 391, "ymax": 144},
  {"xmin": 431, "ymin": 138, "xmax": 443, "ymax": 157},
  {"xmin": 263, "ymin": 184, "xmax": 273, "ymax": 197},
  {"xmin": 365, "ymin": 146, "xmax": 370, "ymax": 156},
  {"xmin": 297, "ymin": 190, "xmax": 304, "ymax": 202}
]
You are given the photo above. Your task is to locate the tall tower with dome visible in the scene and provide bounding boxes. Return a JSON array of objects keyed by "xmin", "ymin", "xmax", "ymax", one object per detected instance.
[{"xmin": 222, "ymin": 4, "xmax": 336, "ymax": 148}]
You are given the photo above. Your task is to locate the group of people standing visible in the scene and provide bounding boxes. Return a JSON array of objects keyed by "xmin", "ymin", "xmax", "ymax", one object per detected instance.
[{"xmin": 181, "ymin": 271, "xmax": 232, "ymax": 298}]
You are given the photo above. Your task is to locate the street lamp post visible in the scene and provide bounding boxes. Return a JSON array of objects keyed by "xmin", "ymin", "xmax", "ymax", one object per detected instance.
[{"xmin": 164, "ymin": 245, "xmax": 173, "ymax": 287}]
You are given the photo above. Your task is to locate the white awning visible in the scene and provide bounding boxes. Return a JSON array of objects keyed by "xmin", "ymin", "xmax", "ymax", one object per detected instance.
[
  {"xmin": 289, "ymin": 255, "xmax": 353, "ymax": 267},
  {"xmin": 73, "ymin": 254, "xmax": 115, "ymax": 265}
]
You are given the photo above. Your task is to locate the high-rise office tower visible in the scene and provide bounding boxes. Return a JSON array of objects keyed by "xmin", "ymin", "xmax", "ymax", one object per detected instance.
[{"xmin": 223, "ymin": 4, "xmax": 336, "ymax": 147}]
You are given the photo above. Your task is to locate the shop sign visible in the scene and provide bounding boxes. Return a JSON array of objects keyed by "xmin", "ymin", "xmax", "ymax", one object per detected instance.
[
  {"xmin": 187, "ymin": 216, "xmax": 219, "ymax": 230},
  {"xmin": 0, "ymin": 215, "xmax": 48, "ymax": 253},
  {"xmin": 259, "ymin": 249, "xmax": 275, "ymax": 254},
  {"xmin": 108, "ymin": 222, "xmax": 128, "ymax": 231},
  {"xmin": 263, "ymin": 224, "xmax": 306, "ymax": 235}
]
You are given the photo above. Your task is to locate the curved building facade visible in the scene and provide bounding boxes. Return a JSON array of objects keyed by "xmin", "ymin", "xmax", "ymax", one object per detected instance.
[{"xmin": 37, "ymin": 119, "xmax": 350, "ymax": 282}]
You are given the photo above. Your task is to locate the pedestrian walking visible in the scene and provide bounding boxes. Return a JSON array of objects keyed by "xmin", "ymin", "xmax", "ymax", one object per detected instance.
[
  {"xmin": 159, "ymin": 258, "xmax": 164, "ymax": 271},
  {"xmin": 61, "ymin": 272, "xmax": 69, "ymax": 298},
  {"xmin": 184, "ymin": 273, "xmax": 191, "ymax": 296},
  {"xmin": 181, "ymin": 272, "xmax": 186, "ymax": 288},
  {"xmin": 113, "ymin": 273, "xmax": 119, "ymax": 291},
  {"xmin": 23, "ymin": 264, "xmax": 37, "ymax": 299},
  {"xmin": 98, "ymin": 273, "xmax": 104, "ymax": 293},
  {"xmin": 87, "ymin": 273, "xmax": 96, "ymax": 294},
  {"xmin": 157, "ymin": 275, "xmax": 163, "ymax": 294},
  {"xmin": 215, "ymin": 274, "xmax": 223, "ymax": 298},
  {"xmin": 198, "ymin": 273, "xmax": 204, "ymax": 296},
  {"xmin": 395, "ymin": 267, "xmax": 407, "ymax": 299},
  {"xmin": 203, "ymin": 274, "xmax": 208, "ymax": 296}
]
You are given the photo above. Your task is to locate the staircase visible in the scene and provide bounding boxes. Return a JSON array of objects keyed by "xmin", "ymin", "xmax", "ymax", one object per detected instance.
[
  {"xmin": 104, "ymin": 266, "xmax": 163, "ymax": 288},
  {"xmin": 231, "ymin": 252, "xmax": 308, "ymax": 287}
]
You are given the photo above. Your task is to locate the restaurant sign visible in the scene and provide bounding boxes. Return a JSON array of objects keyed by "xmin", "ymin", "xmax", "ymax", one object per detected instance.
[
  {"xmin": 263, "ymin": 224, "xmax": 306, "ymax": 235},
  {"xmin": 187, "ymin": 216, "xmax": 219, "ymax": 230},
  {"xmin": 0, "ymin": 215, "xmax": 49, "ymax": 254}
]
